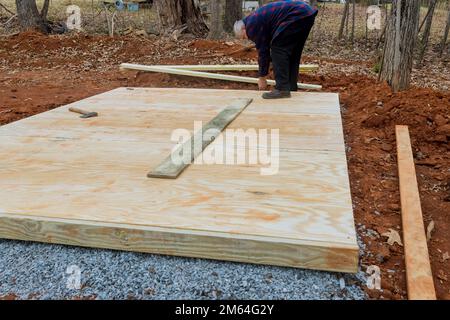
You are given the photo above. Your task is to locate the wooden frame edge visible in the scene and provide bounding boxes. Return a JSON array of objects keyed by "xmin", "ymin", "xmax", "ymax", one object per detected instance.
[{"xmin": 0, "ymin": 213, "xmax": 359, "ymax": 273}]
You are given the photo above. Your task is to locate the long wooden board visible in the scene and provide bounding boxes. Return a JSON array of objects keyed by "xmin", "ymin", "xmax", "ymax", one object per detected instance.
[
  {"xmin": 396, "ymin": 125, "xmax": 436, "ymax": 300},
  {"xmin": 120, "ymin": 64, "xmax": 323, "ymax": 90},
  {"xmin": 0, "ymin": 88, "xmax": 358, "ymax": 273},
  {"xmin": 148, "ymin": 98, "xmax": 253, "ymax": 179},
  {"xmin": 120, "ymin": 63, "xmax": 319, "ymax": 73}
]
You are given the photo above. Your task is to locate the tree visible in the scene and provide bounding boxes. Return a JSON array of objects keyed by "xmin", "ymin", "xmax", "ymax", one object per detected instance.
[
  {"xmin": 338, "ymin": 1, "xmax": 350, "ymax": 40},
  {"xmin": 379, "ymin": 0, "xmax": 420, "ymax": 92},
  {"xmin": 15, "ymin": 0, "xmax": 50, "ymax": 33},
  {"xmin": 155, "ymin": 0, "xmax": 208, "ymax": 36},
  {"xmin": 418, "ymin": 0, "xmax": 437, "ymax": 63},
  {"xmin": 208, "ymin": 0, "xmax": 222, "ymax": 39},
  {"xmin": 440, "ymin": 0, "xmax": 450, "ymax": 56},
  {"xmin": 351, "ymin": 0, "xmax": 356, "ymax": 44},
  {"xmin": 224, "ymin": 0, "xmax": 242, "ymax": 33}
]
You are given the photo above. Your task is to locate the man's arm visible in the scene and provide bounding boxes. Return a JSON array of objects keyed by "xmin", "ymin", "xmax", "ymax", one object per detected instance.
[
  {"xmin": 256, "ymin": 39, "xmax": 270, "ymax": 77},
  {"xmin": 256, "ymin": 34, "xmax": 270, "ymax": 90}
]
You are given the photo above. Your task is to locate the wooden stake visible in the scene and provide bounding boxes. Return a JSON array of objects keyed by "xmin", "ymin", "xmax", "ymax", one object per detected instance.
[
  {"xmin": 396, "ymin": 125, "xmax": 436, "ymax": 300},
  {"xmin": 120, "ymin": 63, "xmax": 322, "ymax": 90}
]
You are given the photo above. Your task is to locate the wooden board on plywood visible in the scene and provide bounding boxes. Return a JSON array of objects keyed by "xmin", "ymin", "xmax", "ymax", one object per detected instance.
[
  {"xmin": 148, "ymin": 98, "xmax": 253, "ymax": 179},
  {"xmin": 0, "ymin": 88, "xmax": 358, "ymax": 273}
]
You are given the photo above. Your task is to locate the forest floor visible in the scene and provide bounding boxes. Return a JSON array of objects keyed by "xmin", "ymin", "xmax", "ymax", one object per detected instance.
[{"xmin": 0, "ymin": 31, "xmax": 449, "ymax": 300}]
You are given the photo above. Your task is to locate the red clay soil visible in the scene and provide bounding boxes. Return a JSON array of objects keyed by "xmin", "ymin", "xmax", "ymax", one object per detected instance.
[
  {"xmin": 0, "ymin": 33, "xmax": 449, "ymax": 300},
  {"xmin": 0, "ymin": 293, "xmax": 18, "ymax": 300},
  {"xmin": 323, "ymin": 75, "xmax": 450, "ymax": 300}
]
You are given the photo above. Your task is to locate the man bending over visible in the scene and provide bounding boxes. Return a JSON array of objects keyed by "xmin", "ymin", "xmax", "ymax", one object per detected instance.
[{"xmin": 234, "ymin": 1, "xmax": 318, "ymax": 99}]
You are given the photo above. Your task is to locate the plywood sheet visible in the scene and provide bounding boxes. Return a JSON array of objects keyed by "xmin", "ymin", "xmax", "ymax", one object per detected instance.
[{"xmin": 0, "ymin": 88, "xmax": 358, "ymax": 272}]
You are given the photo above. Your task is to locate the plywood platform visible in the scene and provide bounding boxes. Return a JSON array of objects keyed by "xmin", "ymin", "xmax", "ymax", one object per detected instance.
[{"xmin": 0, "ymin": 88, "xmax": 358, "ymax": 273}]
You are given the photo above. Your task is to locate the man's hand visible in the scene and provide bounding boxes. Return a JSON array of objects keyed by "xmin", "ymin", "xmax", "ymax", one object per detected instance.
[{"xmin": 258, "ymin": 77, "xmax": 268, "ymax": 91}]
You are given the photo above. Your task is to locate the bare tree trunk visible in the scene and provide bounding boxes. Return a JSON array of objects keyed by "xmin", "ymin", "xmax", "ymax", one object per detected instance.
[
  {"xmin": 380, "ymin": 0, "xmax": 420, "ymax": 92},
  {"xmin": 15, "ymin": 0, "xmax": 49, "ymax": 33},
  {"xmin": 351, "ymin": 0, "xmax": 356, "ymax": 44},
  {"xmin": 224, "ymin": 0, "xmax": 242, "ymax": 33},
  {"xmin": 440, "ymin": 0, "xmax": 450, "ymax": 56},
  {"xmin": 418, "ymin": 0, "xmax": 437, "ymax": 63},
  {"xmin": 41, "ymin": 0, "xmax": 50, "ymax": 23},
  {"xmin": 418, "ymin": 1, "xmax": 433, "ymax": 32},
  {"xmin": 338, "ymin": 1, "xmax": 350, "ymax": 39},
  {"xmin": 365, "ymin": 11, "xmax": 369, "ymax": 42},
  {"xmin": 376, "ymin": 3, "xmax": 389, "ymax": 49},
  {"xmin": 345, "ymin": 1, "xmax": 350, "ymax": 36},
  {"xmin": 208, "ymin": 0, "xmax": 222, "ymax": 39},
  {"xmin": 155, "ymin": 0, "xmax": 208, "ymax": 36}
]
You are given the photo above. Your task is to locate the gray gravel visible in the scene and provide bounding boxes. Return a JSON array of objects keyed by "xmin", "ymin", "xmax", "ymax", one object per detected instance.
[{"xmin": 0, "ymin": 240, "xmax": 367, "ymax": 300}]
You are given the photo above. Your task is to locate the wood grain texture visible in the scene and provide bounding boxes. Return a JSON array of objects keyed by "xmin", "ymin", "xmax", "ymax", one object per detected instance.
[
  {"xmin": 396, "ymin": 125, "xmax": 436, "ymax": 300},
  {"xmin": 0, "ymin": 213, "xmax": 358, "ymax": 273},
  {"xmin": 0, "ymin": 88, "xmax": 358, "ymax": 272},
  {"xmin": 148, "ymin": 98, "xmax": 253, "ymax": 179}
]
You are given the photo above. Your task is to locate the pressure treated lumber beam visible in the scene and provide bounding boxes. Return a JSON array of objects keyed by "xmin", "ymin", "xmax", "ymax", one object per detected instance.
[
  {"xmin": 120, "ymin": 63, "xmax": 322, "ymax": 90},
  {"xmin": 148, "ymin": 98, "xmax": 253, "ymax": 179},
  {"xmin": 122, "ymin": 64, "xmax": 319, "ymax": 73},
  {"xmin": 396, "ymin": 125, "xmax": 436, "ymax": 300}
]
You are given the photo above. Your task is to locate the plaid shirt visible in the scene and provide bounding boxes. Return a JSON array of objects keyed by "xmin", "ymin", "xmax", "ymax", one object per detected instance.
[{"xmin": 243, "ymin": 1, "xmax": 318, "ymax": 77}]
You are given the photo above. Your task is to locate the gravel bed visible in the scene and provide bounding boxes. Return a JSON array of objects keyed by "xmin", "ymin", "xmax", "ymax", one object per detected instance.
[{"xmin": 0, "ymin": 240, "xmax": 367, "ymax": 300}]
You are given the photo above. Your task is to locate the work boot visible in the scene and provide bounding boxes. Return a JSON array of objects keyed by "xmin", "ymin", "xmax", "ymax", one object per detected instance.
[{"xmin": 262, "ymin": 89, "xmax": 291, "ymax": 99}]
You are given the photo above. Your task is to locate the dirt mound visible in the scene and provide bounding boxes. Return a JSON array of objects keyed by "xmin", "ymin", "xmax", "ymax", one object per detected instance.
[
  {"xmin": 361, "ymin": 86, "xmax": 449, "ymax": 141},
  {"xmin": 190, "ymin": 39, "xmax": 227, "ymax": 51},
  {"xmin": 3, "ymin": 30, "xmax": 88, "ymax": 52},
  {"xmin": 328, "ymin": 75, "xmax": 450, "ymax": 154},
  {"xmin": 189, "ymin": 39, "xmax": 257, "ymax": 59}
]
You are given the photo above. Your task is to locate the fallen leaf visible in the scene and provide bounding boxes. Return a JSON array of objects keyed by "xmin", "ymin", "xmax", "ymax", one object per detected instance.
[
  {"xmin": 135, "ymin": 30, "xmax": 147, "ymax": 37},
  {"xmin": 382, "ymin": 229, "xmax": 403, "ymax": 246},
  {"xmin": 426, "ymin": 220, "xmax": 435, "ymax": 241},
  {"xmin": 442, "ymin": 252, "xmax": 449, "ymax": 262}
]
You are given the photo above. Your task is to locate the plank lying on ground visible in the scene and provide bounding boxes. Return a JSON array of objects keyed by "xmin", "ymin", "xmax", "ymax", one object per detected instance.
[
  {"xmin": 148, "ymin": 98, "xmax": 253, "ymax": 179},
  {"xmin": 120, "ymin": 63, "xmax": 322, "ymax": 90},
  {"xmin": 121, "ymin": 63, "xmax": 319, "ymax": 73},
  {"xmin": 396, "ymin": 125, "xmax": 436, "ymax": 300}
]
